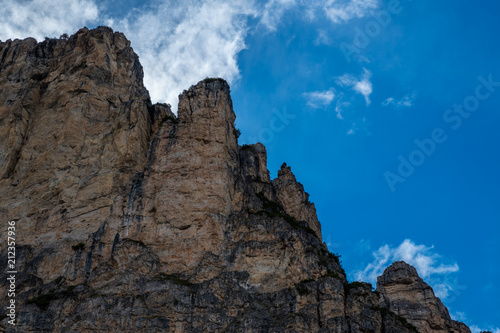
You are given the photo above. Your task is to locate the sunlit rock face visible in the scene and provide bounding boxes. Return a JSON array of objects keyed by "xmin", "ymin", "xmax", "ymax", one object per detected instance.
[
  {"xmin": 0, "ymin": 27, "xmax": 470, "ymax": 333},
  {"xmin": 377, "ymin": 261, "xmax": 471, "ymax": 333}
]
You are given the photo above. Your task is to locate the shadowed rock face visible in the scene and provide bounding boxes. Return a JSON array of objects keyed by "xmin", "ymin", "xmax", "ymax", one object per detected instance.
[{"xmin": 0, "ymin": 27, "xmax": 471, "ymax": 332}]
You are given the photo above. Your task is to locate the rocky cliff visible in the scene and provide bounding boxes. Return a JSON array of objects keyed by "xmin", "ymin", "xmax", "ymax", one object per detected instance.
[{"xmin": 0, "ymin": 27, "xmax": 470, "ymax": 332}]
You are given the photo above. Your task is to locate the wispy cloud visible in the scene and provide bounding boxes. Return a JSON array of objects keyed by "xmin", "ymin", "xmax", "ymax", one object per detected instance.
[
  {"xmin": 314, "ymin": 29, "xmax": 331, "ymax": 46},
  {"xmin": 303, "ymin": 89, "xmax": 336, "ymax": 108},
  {"xmin": 0, "ymin": 0, "xmax": 379, "ymax": 113},
  {"xmin": 355, "ymin": 239, "xmax": 460, "ymax": 299},
  {"xmin": 260, "ymin": 0, "xmax": 381, "ymax": 29},
  {"xmin": 383, "ymin": 92, "xmax": 416, "ymax": 107},
  {"xmin": 324, "ymin": 0, "xmax": 379, "ymax": 24},
  {"xmin": 303, "ymin": 87, "xmax": 361, "ymax": 124},
  {"xmin": 0, "ymin": 0, "xmax": 258, "ymax": 112},
  {"xmin": 470, "ymin": 326, "xmax": 500, "ymax": 333},
  {"xmin": 325, "ymin": 234, "xmax": 341, "ymax": 250},
  {"xmin": 0, "ymin": 0, "xmax": 99, "ymax": 41},
  {"xmin": 260, "ymin": 0, "xmax": 296, "ymax": 31},
  {"xmin": 336, "ymin": 68, "xmax": 373, "ymax": 105},
  {"xmin": 334, "ymin": 92, "xmax": 351, "ymax": 119},
  {"xmin": 450, "ymin": 311, "xmax": 468, "ymax": 322},
  {"xmin": 346, "ymin": 117, "xmax": 368, "ymax": 135}
]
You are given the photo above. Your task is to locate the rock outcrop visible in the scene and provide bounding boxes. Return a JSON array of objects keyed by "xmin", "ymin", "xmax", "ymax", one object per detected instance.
[
  {"xmin": 377, "ymin": 262, "xmax": 470, "ymax": 333},
  {"xmin": 0, "ymin": 27, "xmax": 470, "ymax": 332}
]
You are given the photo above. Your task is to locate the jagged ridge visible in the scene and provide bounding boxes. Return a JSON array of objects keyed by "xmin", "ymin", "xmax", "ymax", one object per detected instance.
[{"xmin": 0, "ymin": 27, "xmax": 470, "ymax": 332}]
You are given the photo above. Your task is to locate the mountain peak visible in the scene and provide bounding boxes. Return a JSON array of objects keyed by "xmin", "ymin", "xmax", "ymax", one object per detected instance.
[
  {"xmin": 377, "ymin": 260, "xmax": 420, "ymax": 286},
  {"xmin": 377, "ymin": 261, "xmax": 470, "ymax": 333},
  {"xmin": 0, "ymin": 27, "xmax": 471, "ymax": 333}
]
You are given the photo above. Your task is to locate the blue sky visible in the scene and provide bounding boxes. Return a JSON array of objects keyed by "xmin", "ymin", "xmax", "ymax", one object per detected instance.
[{"xmin": 1, "ymin": 0, "xmax": 499, "ymax": 330}]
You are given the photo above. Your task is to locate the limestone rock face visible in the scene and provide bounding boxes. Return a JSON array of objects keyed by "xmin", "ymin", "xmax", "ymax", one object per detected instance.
[
  {"xmin": 0, "ymin": 26, "xmax": 166, "ymax": 286},
  {"xmin": 105, "ymin": 79, "xmax": 241, "ymax": 282},
  {"xmin": 239, "ymin": 142, "xmax": 270, "ymax": 183},
  {"xmin": 377, "ymin": 261, "xmax": 471, "ymax": 333},
  {"xmin": 0, "ymin": 28, "xmax": 471, "ymax": 333},
  {"xmin": 273, "ymin": 162, "xmax": 322, "ymax": 241}
]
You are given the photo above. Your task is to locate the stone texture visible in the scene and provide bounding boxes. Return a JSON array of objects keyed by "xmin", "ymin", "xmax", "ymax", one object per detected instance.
[
  {"xmin": 272, "ymin": 162, "xmax": 322, "ymax": 241},
  {"xmin": 0, "ymin": 26, "xmax": 168, "ymax": 286},
  {"xmin": 377, "ymin": 262, "xmax": 471, "ymax": 333},
  {"xmin": 0, "ymin": 28, "xmax": 471, "ymax": 333}
]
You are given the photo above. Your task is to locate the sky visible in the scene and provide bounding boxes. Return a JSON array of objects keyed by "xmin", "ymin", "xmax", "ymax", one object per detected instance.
[{"xmin": 1, "ymin": 0, "xmax": 499, "ymax": 331}]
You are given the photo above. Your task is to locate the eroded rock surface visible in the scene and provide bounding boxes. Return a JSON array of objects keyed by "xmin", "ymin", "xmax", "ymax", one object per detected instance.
[
  {"xmin": 0, "ymin": 27, "xmax": 470, "ymax": 333},
  {"xmin": 377, "ymin": 262, "xmax": 470, "ymax": 333}
]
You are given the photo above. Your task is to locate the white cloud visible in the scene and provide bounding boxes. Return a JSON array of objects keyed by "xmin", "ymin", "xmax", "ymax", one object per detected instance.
[
  {"xmin": 449, "ymin": 311, "xmax": 500, "ymax": 333},
  {"xmin": 450, "ymin": 311, "xmax": 467, "ymax": 322},
  {"xmin": 314, "ymin": 29, "xmax": 331, "ymax": 46},
  {"xmin": 0, "ymin": 0, "xmax": 381, "ymax": 113},
  {"xmin": 324, "ymin": 0, "xmax": 379, "ymax": 24},
  {"xmin": 335, "ymin": 92, "xmax": 351, "ymax": 120},
  {"xmin": 303, "ymin": 87, "xmax": 363, "ymax": 123},
  {"xmin": 336, "ymin": 68, "xmax": 373, "ymax": 105},
  {"xmin": 345, "ymin": 116, "xmax": 368, "ymax": 135},
  {"xmin": 383, "ymin": 97, "xmax": 395, "ymax": 105},
  {"xmin": 325, "ymin": 234, "xmax": 341, "ymax": 250},
  {"xmin": 260, "ymin": 0, "xmax": 297, "ymax": 31},
  {"xmin": 260, "ymin": 0, "xmax": 381, "ymax": 29},
  {"xmin": 383, "ymin": 93, "xmax": 416, "ymax": 107},
  {"xmin": 470, "ymin": 326, "xmax": 500, "ymax": 333},
  {"xmin": 303, "ymin": 89, "xmax": 335, "ymax": 108},
  {"xmin": 115, "ymin": 0, "xmax": 257, "ymax": 112},
  {"xmin": 334, "ymin": 92, "xmax": 351, "ymax": 119},
  {"xmin": 0, "ymin": 0, "xmax": 258, "ymax": 112},
  {"xmin": 432, "ymin": 283, "xmax": 455, "ymax": 300},
  {"xmin": 0, "ymin": 0, "xmax": 99, "ymax": 41},
  {"xmin": 355, "ymin": 239, "xmax": 460, "ymax": 299}
]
